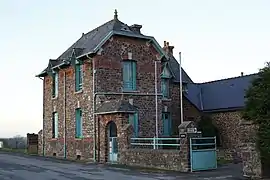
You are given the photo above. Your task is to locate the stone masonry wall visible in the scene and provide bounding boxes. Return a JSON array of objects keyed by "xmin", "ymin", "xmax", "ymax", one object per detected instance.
[
  {"xmin": 118, "ymin": 123, "xmax": 190, "ymax": 172},
  {"xmin": 210, "ymin": 111, "xmax": 243, "ymax": 160},
  {"xmin": 94, "ymin": 35, "xmax": 164, "ymax": 137},
  {"xmin": 163, "ymin": 82, "xmax": 201, "ymax": 136},
  {"xmin": 42, "ymin": 34, "xmax": 201, "ymax": 161},
  {"xmin": 43, "ymin": 60, "xmax": 94, "ymax": 160}
]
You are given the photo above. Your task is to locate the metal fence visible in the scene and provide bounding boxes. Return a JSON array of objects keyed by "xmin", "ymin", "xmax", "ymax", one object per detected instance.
[{"xmin": 130, "ymin": 137, "xmax": 181, "ymax": 150}]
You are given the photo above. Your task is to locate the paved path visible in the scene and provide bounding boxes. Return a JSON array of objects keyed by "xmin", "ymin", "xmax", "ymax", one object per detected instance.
[{"xmin": 0, "ymin": 152, "xmax": 243, "ymax": 180}]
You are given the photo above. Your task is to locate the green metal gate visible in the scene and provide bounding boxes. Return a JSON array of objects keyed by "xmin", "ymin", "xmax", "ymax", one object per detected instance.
[{"xmin": 190, "ymin": 137, "xmax": 217, "ymax": 172}]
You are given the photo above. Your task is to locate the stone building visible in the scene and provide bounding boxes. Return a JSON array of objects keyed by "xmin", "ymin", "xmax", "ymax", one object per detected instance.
[{"xmin": 36, "ymin": 10, "xmax": 257, "ymax": 162}]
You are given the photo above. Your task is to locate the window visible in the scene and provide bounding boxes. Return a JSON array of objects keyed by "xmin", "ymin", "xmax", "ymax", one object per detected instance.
[
  {"xmin": 161, "ymin": 78, "xmax": 169, "ymax": 98},
  {"xmin": 52, "ymin": 112, "xmax": 58, "ymax": 138},
  {"xmin": 129, "ymin": 113, "xmax": 138, "ymax": 137},
  {"xmin": 162, "ymin": 112, "xmax": 171, "ymax": 136},
  {"xmin": 123, "ymin": 60, "xmax": 136, "ymax": 91},
  {"xmin": 75, "ymin": 108, "xmax": 82, "ymax": 138},
  {"xmin": 52, "ymin": 72, "xmax": 59, "ymax": 98},
  {"xmin": 75, "ymin": 63, "xmax": 83, "ymax": 92},
  {"xmin": 161, "ymin": 64, "xmax": 171, "ymax": 98}
]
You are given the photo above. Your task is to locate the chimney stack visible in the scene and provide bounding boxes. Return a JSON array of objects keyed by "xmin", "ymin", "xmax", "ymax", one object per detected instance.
[
  {"xmin": 163, "ymin": 41, "xmax": 174, "ymax": 55},
  {"xmin": 130, "ymin": 24, "xmax": 142, "ymax": 34},
  {"xmin": 241, "ymin": 72, "xmax": 244, "ymax": 76}
]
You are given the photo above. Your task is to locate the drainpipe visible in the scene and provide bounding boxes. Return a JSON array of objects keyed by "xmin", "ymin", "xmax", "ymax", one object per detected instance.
[
  {"xmin": 38, "ymin": 77, "xmax": 45, "ymax": 156},
  {"xmin": 63, "ymin": 71, "xmax": 67, "ymax": 158},
  {"xmin": 154, "ymin": 60, "xmax": 158, "ymax": 149},
  {"xmin": 53, "ymin": 66, "xmax": 67, "ymax": 158},
  {"xmin": 179, "ymin": 52, "xmax": 184, "ymax": 124}
]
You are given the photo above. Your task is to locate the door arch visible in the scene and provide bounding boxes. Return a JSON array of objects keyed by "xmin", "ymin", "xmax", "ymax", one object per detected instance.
[{"xmin": 106, "ymin": 121, "xmax": 118, "ymax": 163}]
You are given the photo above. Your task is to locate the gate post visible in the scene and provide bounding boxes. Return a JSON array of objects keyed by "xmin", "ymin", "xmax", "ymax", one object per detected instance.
[{"xmin": 178, "ymin": 121, "xmax": 200, "ymax": 172}]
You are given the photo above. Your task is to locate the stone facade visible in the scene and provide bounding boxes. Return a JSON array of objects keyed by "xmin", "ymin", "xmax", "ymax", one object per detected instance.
[
  {"xmin": 43, "ymin": 55, "xmax": 94, "ymax": 160},
  {"xmin": 163, "ymin": 83, "xmax": 201, "ymax": 136},
  {"xmin": 42, "ymin": 35, "xmax": 202, "ymax": 161},
  {"xmin": 118, "ymin": 121, "xmax": 193, "ymax": 172},
  {"xmin": 209, "ymin": 111, "xmax": 243, "ymax": 160}
]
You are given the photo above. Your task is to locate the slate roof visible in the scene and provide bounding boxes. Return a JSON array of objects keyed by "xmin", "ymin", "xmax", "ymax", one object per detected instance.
[
  {"xmin": 36, "ymin": 14, "xmax": 168, "ymax": 77},
  {"xmin": 36, "ymin": 11, "xmax": 258, "ymax": 112},
  {"xmin": 95, "ymin": 100, "xmax": 137, "ymax": 115},
  {"xmin": 185, "ymin": 73, "xmax": 258, "ymax": 112}
]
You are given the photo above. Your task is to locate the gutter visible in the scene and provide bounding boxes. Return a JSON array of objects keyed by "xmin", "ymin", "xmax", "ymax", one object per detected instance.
[{"xmin": 38, "ymin": 77, "xmax": 45, "ymax": 156}]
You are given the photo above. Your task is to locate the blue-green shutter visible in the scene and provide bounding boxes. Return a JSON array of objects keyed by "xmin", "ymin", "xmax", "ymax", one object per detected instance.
[
  {"xmin": 75, "ymin": 64, "xmax": 82, "ymax": 91},
  {"xmin": 54, "ymin": 112, "xmax": 59, "ymax": 138},
  {"xmin": 132, "ymin": 62, "xmax": 136, "ymax": 90},
  {"xmin": 123, "ymin": 61, "xmax": 136, "ymax": 91},
  {"xmin": 129, "ymin": 113, "xmax": 138, "ymax": 137},
  {"xmin": 161, "ymin": 79, "xmax": 169, "ymax": 98},
  {"xmin": 55, "ymin": 73, "xmax": 59, "ymax": 97},
  {"xmin": 75, "ymin": 109, "xmax": 82, "ymax": 138},
  {"xmin": 162, "ymin": 113, "xmax": 171, "ymax": 136}
]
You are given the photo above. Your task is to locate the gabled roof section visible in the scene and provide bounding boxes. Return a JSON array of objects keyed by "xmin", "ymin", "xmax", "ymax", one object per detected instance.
[
  {"xmin": 184, "ymin": 73, "xmax": 258, "ymax": 112},
  {"xmin": 200, "ymin": 74, "xmax": 258, "ymax": 112},
  {"xmin": 95, "ymin": 100, "xmax": 138, "ymax": 115},
  {"xmin": 36, "ymin": 10, "xmax": 168, "ymax": 77},
  {"xmin": 167, "ymin": 54, "xmax": 193, "ymax": 83}
]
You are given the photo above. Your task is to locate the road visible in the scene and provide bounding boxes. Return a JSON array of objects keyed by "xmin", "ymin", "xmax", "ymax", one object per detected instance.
[{"xmin": 0, "ymin": 152, "xmax": 243, "ymax": 180}]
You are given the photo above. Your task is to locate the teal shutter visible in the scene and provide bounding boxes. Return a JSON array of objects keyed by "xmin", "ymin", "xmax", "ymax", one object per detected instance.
[
  {"xmin": 132, "ymin": 62, "xmax": 136, "ymax": 90},
  {"xmin": 55, "ymin": 73, "xmax": 59, "ymax": 97},
  {"xmin": 54, "ymin": 112, "xmax": 59, "ymax": 138},
  {"xmin": 129, "ymin": 113, "xmax": 138, "ymax": 137},
  {"xmin": 123, "ymin": 61, "xmax": 136, "ymax": 91},
  {"xmin": 75, "ymin": 64, "xmax": 82, "ymax": 91},
  {"xmin": 161, "ymin": 79, "xmax": 169, "ymax": 98},
  {"xmin": 162, "ymin": 113, "xmax": 171, "ymax": 136},
  {"xmin": 75, "ymin": 109, "xmax": 82, "ymax": 138}
]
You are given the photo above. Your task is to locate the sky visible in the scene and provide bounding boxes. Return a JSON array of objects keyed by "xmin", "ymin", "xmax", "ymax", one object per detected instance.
[{"xmin": 0, "ymin": 0, "xmax": 269, "ymax": 138}]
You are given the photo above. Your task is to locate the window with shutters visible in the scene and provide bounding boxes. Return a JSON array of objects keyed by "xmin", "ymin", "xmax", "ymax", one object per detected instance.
[
  {"xmin": 52, "ymin": 72, "xmax": 59, "ymax": 98},
  {"xmin": 123, "ymin": 60, "xmax": 136, "ymax": 91},
  {"xmin": 75, "ymin": 62, "xmax": 83, "ymax": 92},
  {"xmin": 75, "ymin": 108, "xmax": 83, "ymax": 138},
  {"xmin": 129, "ymin": 113, "xmax": 138, "ymax": 137},
  {"xmin": 161, "ymin": 64, "xmax": 171, "ymax": 99},
  {"xmin": 52, "ymin": 112, "xmax": 58, "ymax": 138}
]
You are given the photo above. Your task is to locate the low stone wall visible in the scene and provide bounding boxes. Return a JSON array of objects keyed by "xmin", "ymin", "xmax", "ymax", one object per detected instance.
[
  {"xmin": 117, "ymin": 121, "xmax": 197, "ymax": 172},
  {"xmin": 120, "ymin": 149, "xmax": 187, "ymax": 171}
]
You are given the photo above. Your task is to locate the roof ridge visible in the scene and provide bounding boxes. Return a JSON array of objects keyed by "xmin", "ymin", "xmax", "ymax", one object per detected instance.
[{"xmin": 198, "ymin": 73, "xmax": 258, "ymax": 85}]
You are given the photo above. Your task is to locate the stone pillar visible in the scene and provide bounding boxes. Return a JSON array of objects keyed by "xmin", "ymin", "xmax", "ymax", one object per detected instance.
[
  {"xmin": 239, "ymin": 121, "xmax": 262, "ymax": 178},
  {"xmin": 178, "ymin": 121, "xmax": 199, "ymax": 172},
  {"xmin": 118, "ymin": 124, "xmax": 133, "ymax": 164},
  {"xmin": 38, "ymin": 130, "xmax": 43, "ymax": 156}
]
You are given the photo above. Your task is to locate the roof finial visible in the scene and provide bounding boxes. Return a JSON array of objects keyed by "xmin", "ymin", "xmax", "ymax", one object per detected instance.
[{"xmin": 114, "ymin": 9, "xmax": 118, "ymax": 20}]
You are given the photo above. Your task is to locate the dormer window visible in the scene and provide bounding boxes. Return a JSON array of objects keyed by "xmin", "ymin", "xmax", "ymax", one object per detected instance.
[{"xmin": 161, "ymin": 63, "xmax": 172, "ymax": 99}]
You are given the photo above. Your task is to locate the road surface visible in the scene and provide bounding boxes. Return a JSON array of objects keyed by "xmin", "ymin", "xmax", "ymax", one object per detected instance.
[{"xmin": 0, "ymin": 152, "xmax": 243, "ymax": 180}]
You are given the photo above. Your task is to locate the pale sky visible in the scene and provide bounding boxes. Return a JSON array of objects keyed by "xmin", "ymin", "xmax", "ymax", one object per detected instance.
[{"xmin": 0, "ymin": 0, "xmax": 269, "ymax": 138}]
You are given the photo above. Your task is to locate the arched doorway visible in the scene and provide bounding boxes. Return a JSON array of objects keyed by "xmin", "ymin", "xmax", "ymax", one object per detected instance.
[{"xmin": 106, "ymin": 121, "xmax": 118, "ymax": 163}]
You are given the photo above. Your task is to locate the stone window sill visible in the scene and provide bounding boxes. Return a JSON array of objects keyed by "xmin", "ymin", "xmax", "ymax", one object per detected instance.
[
  {"xmin": 75, "ymin": 137, "xmax": 84, "ymax": 140},
  {"xmin": 52, "ymin": 96, "xmax": 58, "ymax": 100},
  {"xmin": 162, "ymin": 98, "xmax": 171, "ymax": 101},
  {"xmin": 74, "ymin": 90, "xmax": 83, "ymax": 94},
  {"xmin": 122, "ymin": 90, "xmax": 140, "ymax": 93}
]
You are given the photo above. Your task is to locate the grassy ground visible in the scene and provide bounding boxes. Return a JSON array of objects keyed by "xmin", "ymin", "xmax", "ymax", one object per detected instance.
[
  {"xmin": 0, "ymin": 148, "xmax": 27, "ymax": 154},
  {"xmin": 217, "ymin": 157, "xmax": 233, "ymax": 165}
]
